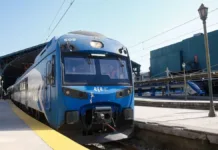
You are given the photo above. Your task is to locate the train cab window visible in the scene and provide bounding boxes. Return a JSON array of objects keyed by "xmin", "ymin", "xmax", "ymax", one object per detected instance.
[
  {"xmin": 64, "ymin": 57, "xmax": 96, "ymax": 75},
  {"xmin": 51, "ymin": 55, "xmax": 55, "ymax": 84},
  {"xmin": 62, "ymin": 56, "xmax": 131, "ymax": 86},
  {"xmin": 100, "ymin": 58, "xmax": 129, "ymax": 80},
  {"xmin": 46, "ymin": 61, "xmax": 52, "ymax": 85}
]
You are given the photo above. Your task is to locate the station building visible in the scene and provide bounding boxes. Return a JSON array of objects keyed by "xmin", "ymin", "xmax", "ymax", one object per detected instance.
[{"xmin": 150, "ymin": 30, "xmax": 218, "ymax": 77}]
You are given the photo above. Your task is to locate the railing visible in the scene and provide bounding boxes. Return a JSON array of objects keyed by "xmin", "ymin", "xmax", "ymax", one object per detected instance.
[{"xmin": 134, "ymin": 71, "xmax": 218, "ymax": 86}]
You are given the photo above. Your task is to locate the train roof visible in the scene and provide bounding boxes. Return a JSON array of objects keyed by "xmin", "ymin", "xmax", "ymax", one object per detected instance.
[
  {"xmin": 68, "ymin": 30, "xmax": 106, "ymax": 37},
  {"xmin": 34, "ymin": 31, "xmax": 128, "ymax": 64}
]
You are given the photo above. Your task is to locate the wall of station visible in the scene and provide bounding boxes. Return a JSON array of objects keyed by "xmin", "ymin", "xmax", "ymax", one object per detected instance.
[{"xmin": 150, "ymin": 30, "xmax": 218, "ymax": 77}]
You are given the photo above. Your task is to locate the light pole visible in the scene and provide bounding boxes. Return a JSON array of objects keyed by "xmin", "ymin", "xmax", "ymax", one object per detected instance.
[
  {"xmin": 0, "ymin": 76, "xmax": 2, "ymax": 100},
  {"xmin": 166, "ymin": 67, "xmax": 170, "ymax": 96},
  {"xmin": 182, "ymin": 63, "xmax": 187, "ymax": 100},
  {"xmin": 198, "ymin": 4, "xmax": 216, "ymax": 117},
  {"xmin": 1, "ymin": 80, "xmax": 4, "ymax": 99}
]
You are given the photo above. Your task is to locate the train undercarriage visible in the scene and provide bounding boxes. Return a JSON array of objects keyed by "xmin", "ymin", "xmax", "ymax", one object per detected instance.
[{"xmin": 11, "ymin": 99, "xmax": 134, "ymax": 144}]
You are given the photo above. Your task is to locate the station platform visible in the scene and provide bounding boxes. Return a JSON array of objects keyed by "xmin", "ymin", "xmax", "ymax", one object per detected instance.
[
  {"xmin": 135, "ymin": 97, "xmax": 218, "ymax": 110},
  {"xmin": 0, "ymin": 100, "xmax": 87, "ymax": 150},
  {"xmin": 135, "ymin": 105, "xmax": 218, "ymax": 145}
]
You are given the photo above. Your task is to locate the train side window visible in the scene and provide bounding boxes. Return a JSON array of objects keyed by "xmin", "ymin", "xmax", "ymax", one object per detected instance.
[
  {"xmin": 25, "ymin": 78, "xmax": 28, "ymax": 90},
  {"xmin": 46, "ymin": 56, "xmax": 55, "ymax": 85},
  {"xmin": 20, "ymin": 82, "xmax": 24, "ymax": 91},
  {"xmin": 18, "ymin": 83, "xmax": 21, "ymax": 91}
]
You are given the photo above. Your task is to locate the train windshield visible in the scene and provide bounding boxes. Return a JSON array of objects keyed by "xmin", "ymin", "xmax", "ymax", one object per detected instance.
[{"xmin": 63, "ymin": 55, "xmax": 131, "ymax": 85}]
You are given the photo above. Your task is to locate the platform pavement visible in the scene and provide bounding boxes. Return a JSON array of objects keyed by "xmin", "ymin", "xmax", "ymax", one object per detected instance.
[
  {"xmin": 135, "ymin": 106, "xmax": 218, "ymax": 145},
  {"xmin": 0, "ymin": 100, "xmax": 52, "ymax": 150},
  {"xmin": 0, "ymin": 100, "xmax": 87, "ymax": 150},
  {"xmin": 134, "ymin": 95, "xmax": 218, "ymax": 100},
  {"xmin": 135, "ymin": 96, "xmax": 218, "ymax": 102},
  {"xmin": 135, "ymin": 97, "xmax": 218, "ymax": 110}
]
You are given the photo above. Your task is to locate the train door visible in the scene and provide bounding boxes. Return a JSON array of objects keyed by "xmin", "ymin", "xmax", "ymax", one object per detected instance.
[{"xmin": 45, "ymin": 55, "xmax": 55, "ymax": 111}]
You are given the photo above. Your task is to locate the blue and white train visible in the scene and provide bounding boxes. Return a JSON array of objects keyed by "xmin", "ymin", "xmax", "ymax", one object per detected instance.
[
  {"xmin": 8, "ymin": 31, "xmax": 134, "ymax": 144},
  {"xmin": 135, "ymin": 81, "xmax": 205, "ymax": 97}
]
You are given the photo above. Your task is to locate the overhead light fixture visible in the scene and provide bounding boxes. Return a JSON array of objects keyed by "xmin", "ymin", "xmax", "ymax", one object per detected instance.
[
  {"xmin": 198, "ymin": 4, "xmax": 208, "ymax": 21},
  {"xmin": 90, "ymin": 41, "xmax": 103, "ymax": 48}
]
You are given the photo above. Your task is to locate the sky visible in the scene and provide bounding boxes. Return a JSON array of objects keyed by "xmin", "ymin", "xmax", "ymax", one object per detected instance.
[{"xmin": 0, "ymin": 0, "xmax": 218, "ymax": 72}]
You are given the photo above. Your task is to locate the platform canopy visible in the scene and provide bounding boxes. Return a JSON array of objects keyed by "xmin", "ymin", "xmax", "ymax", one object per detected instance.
[{"xmin": 0, "ymin": 43, "xmax": 46, "ymax": 90}]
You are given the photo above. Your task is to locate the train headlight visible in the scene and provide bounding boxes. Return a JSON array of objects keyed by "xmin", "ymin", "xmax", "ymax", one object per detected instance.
[
  {"xmin": 62, "ymin": 87, "xmax": 88, "ymax": 99},
  {"xmin": 90, "ymin": 41, "xmax": 103, "ymax": 48},
  {"xmin": 116, "ymin": 87, "xmax": 132, "ymax": 98},
  {"xmin": 65, "ymin": 90, "xmax": 70, "ymax": 95}
]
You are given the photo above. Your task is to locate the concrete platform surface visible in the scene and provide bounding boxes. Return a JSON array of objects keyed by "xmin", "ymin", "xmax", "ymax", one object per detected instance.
[
  {"xmin": 0, "ymin": 100, "xmax": 52, "ymax": 150},
  {"xmin": 135, "ymin": 97, "xmax": 218, "ymax": 110},
  {"xmin": 135, "ymin": 97, "xmax": 218, "ymax": 103},
  {"xmin": 0, "ymin": 100, "xmax": 87, "ymax": 150},
  {"xmin": 134, "ymin": 95, "xmax": 218, "ymax": 100},
  {"xmin": 135, "ymin": 106, "xmax": 218, "ymax": 144}
]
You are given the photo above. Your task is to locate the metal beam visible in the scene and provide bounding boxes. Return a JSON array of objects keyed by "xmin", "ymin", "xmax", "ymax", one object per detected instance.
[{"xmin": 135, "ymin": 71, "xmax": 218, "ymax": 85}]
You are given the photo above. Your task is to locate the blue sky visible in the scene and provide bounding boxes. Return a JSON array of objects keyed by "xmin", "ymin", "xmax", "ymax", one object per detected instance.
[{"xmin": 0, "ymin": 0, "xmax": 218, "ymax": 72}]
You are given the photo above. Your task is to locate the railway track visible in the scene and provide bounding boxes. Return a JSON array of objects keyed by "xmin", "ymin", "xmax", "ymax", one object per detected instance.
[
  {"xmin": 13, "ymin": 101, "xmax": 169, "ymax": 150},
  {"xmin": 84, "ymin": 137, "xmax": 166, "ymax": 150},
  {"xmin": 84, "ymin": 138, "xmax": 144, "ymax": 150}
]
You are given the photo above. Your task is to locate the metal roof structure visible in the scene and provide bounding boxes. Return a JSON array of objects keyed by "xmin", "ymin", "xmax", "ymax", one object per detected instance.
[{"xmin": 0, "ymin": 43, "xmax": 46, "ymax": 90}]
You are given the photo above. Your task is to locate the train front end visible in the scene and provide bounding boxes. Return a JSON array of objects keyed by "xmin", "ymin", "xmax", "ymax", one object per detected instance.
[{"xmin": 56, "ymin": 31, "xmax": 134, "ymax": 144}]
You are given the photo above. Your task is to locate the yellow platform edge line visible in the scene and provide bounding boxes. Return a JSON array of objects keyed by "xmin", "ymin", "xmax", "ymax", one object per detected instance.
[{"xmin": 9, "ymin": 100, "xmax": 88, "ymax": 150}]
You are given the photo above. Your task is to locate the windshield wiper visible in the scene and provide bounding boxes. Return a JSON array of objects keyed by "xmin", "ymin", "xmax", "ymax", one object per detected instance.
[
  {"xmin": 86, "ymin": 56, "xmax": 91, "ymax": 65},
  {"xmin": 118, "ymin": 57, "xmax": 124, "ymax": 67}
]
